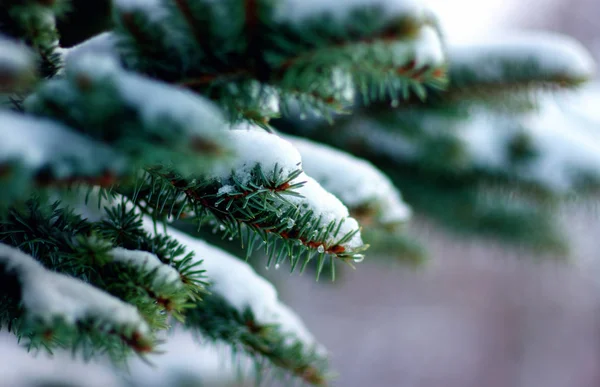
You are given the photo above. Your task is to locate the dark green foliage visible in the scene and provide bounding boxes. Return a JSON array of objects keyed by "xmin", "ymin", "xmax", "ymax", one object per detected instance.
[
  {"xmin": 0, "ymin": 198, "xmax": 205, "ymax": 354},
  {"xmin": 120, "ymin": 164, "xmax": 365, "ymax": 281},
  {"xmin": 112, "ymin": 0, "xmax": 447, "ymax": 122}
]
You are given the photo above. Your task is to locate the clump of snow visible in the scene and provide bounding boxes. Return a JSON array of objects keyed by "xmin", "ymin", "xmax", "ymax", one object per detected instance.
[
  {"xmin": 110, "ymin": 247, "xmax": 183, "ymax": 288},
  {"xmin": 413, "ymin": 25, "xmax": 446, "ymax": 68},
  {"xmin": 62, "ymin": 32, "xmax": 119, "ymax": 64},
  {"xmin": 449, "ymin": 31, "xmax": 596, "ymax": 83},
  {"xmin": 0, "ymin": 111, "xmax": 126, "ymax": 178},
  {"xmin": 288, "ymin": 136, "xmax": 411, "ymax": 225},
  {"xmin": 212, "ymin": 126, "xmax": 302, "ymax": 184},
  {"xmin": 445, "ymin": 98, "xmax": 600, "ymax": 193},
  {"xmin": 215, "ymin": 127, "xmax": 365, "ymax": 251},
  {"xmin": 289, "ymin": 173, "xmax": 364, "ymax": 250},
  {"xmin": 0, "ymin": 244, "xmax": 149, "ymax": 334},
  {"xmin": 0, "ymin": 36, "xmax": 35, "ymax": 78},
  {"xmin": 144, "ymin": 222, "xmax": 321, "ymax": 351},
  {"xmin": 516, "ymin": 100, "xmax": 600, "ymax": 192},
  {"xmin": 274, "ymin": 0, "xmax": 427, "ymax": 25},
  {"xmin": 64, "ymin": 54, "xmax": 228, "ymax": 139}
]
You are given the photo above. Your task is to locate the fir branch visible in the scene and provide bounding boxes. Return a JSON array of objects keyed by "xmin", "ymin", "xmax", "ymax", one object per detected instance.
[
  {"xmin": 186, "ymin": 294, "xmax": 329, "ymax": 386},
  {"xmin": 0, "ymin": 198, "xmax": 206, "ymax": 338},
  {"xmin": 0, "ymin": 243, "xmax": 154, "ymax": 360}
]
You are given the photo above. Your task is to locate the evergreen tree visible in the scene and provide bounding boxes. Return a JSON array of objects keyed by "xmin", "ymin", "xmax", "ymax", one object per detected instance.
[{"xmin": 0, "ymin": 0, "xmax": 597, "ymax": 385}]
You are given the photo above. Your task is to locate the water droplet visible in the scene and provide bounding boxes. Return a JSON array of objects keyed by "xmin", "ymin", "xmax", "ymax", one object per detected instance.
[
  {"xmin": 219, "ymin": 224, "xmax": 226, "ymax": 231},
  {"xmin": 275, "ymin": 263, "xmax": 280, "ymax": 270},
  {"xmin": 228, "ymin": 236, "xmax": 233, "ymax": 241},
  {"xmin": 317, "ymin": 245, "xmax": 325, "ymax": 253},
  {"xmin": 352, "ymin": 254, "xmax": 365, "ymax": 263},
  {"xmin": 285, "ymin": 218, "xmax": 295, "ymax": 229},
  {"xmin": 390, "ymin": 99, "xmax": 399, "ymax": 108},
  {"xmin": 265, "ymin": 266, "xmax": 270, "ymax": 270},
  {"xmin": 299, "ymin": 113, "xmax": 307, "ymax": 120}
]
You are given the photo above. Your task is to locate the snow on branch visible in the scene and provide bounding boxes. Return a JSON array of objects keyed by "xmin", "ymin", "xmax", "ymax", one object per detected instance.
[
  {"xmin": 111, "ymin": 0, "xmax": 447, "ymax": 118},
  {"xmin": 287, "ymin": 135, "xmax": 411, "ymax": 227},
  {"xmin": 449, "ymin": 31, "xmax": 596, "ymax": 89},
  {"xmin": 110, "ymin": 248, "xmax": 183, "ymax": 290},
  {"xmin": 25, "ymin": 54, "xmax": 230, "ymax": 176},
  {"xmin": 0, "ymin": 111, "xmax": 127, "ymax": 209},
  {"xmin": 135, "ymin": 127, "xmax": 367, "ymax": 275},
  {"xmin": 0, "ymin": 243, "xmax": 153, "ymax": 353},
  {"xmin": 153, "ymin": 223, "xmax": 329, "ymax": 385},
  {"xmin": 0, "ymin": 35, "xmax": 36, "ymax": 92}
]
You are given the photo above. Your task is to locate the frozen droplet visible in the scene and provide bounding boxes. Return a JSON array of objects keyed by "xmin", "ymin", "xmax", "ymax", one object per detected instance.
[
  {"xmin": 390, "ymin": 99, "xmax": 399, "ymax": 108},
  {"xmin": 285, "ymin": 218, "xmax": 295, "ymax": 229},
  {"xmin": 219, "ymin": 224, "xmax": 226, "ymax": 231},
  {"xmin": 353, "ymin": 254, "xmax": 365, "ymax": 263},
  {"xmin": 317, "ymin": 245, "xmax": 325, "ymax": 253},
  {"xmin": 228, "ymin": 236, "xmax": 233, "ymax": 241},
  {"xmin": 275, "ymin": 263, "xmax": 280, "ymax": 270},
  {"xmin": 299, "ymin": 113, "xmax": 307, "ymax": 120},
  {"xmin": 265, "ymin": 266, "xmax": 270, "ymax": 270}
]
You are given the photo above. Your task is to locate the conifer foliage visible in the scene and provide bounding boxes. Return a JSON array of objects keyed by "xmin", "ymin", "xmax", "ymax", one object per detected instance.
[{"xmin": 0, "ymin": 0, "xmax": 597, "ymax": 385}]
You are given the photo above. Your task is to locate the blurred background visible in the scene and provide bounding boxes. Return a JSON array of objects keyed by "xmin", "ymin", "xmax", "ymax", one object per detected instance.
[
  {"xmin": 268, "ymin": 0, "xmax": 600, "ymax": 386},
  {"xmin": 2, "ymin": 0, "xmax": 600, "ymax": 386}
]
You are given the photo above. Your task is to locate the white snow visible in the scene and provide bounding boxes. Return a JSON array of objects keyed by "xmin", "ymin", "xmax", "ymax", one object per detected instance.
[
  {"xmin": 212, "ymin": 126, "xmax": 302, "ymax": 184},
  {"xmin": 216, "ymin": 127, "xmax": 365, "ymax": 251},
  {"xmin": 0, "ymin": 111, "xmax": 125, "ymax": 178},
  {"xmin": 110, "ymin": 247, "xmax": 183, "ymax": 288},
  {"xmin": 290, "ymin": 173, "xmax": 365, "ymax": 250},
  {"xmin": 0, "ymin": 330, "xmax": 246, "ymax": 387},
  {"xmin": 274, "ymin": 0, "xmax": 427, "ymax": 25},
  {"xmin": 0, "ymin": 244, "xmax": 149, "ymax": 333},
  {"xmin": 144, "ymin": 222, "xmax": 322, "ymax": 351},
  {"xmin": 457, "ymin": 99, "xmax": 600, "ymax": 193},
  {"xmin": 62, "ymin": 32, "xmax": 119, "ymax": 63},
  {"xmin": 288, "ymin": 135, "xmax": 411, "ymax": 225},
  {"xmin": 64, "ymin": 54, "xmax": 228, "ymax": 139},
  {"xmin": 449, "ymin": 31, "xmax": 596, "ymax": 83},
  {"xmin": 413, "ymin": 25, "xmax": 446, "ymax": 68},
  {"xmin": 0, "ymin": 36, "xmax": 34, "ymax": 76},
  {"xmin": 127, "ymin": 330, "xmax": 253, "ymax": 387}
]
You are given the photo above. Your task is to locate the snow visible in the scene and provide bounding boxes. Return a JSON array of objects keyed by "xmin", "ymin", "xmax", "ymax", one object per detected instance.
[
  {"xmin": 62, "ymin": 32, "xmax": 118, "ymax": 63},
  {"xmin": 0, "ymin": 36, "xmax": 34, "ymax": 75},
  {"xmin": 64, "ymin": 54, "xmax": 228, "ymax": 139},
  {"xmin": 288, "ymin": 135, "xmax": 411, "ymax": 225},
  {"xmin": 0, "ymin": 330, "xmax": 246, "ymax": 387},
  {"xmin": 274, "ymin": 0, "xmax": 427, "ymax": 24},
  {"xmin": 212, "ymin": 126, "xmax": 302, "ymax": 184},
  {"xmin": 216, "ymin": 127, "xmax": 364, "ymax": 251},
  {"xmin": 290, "ymin": 173, "xmax": 364, "ymax": 250},
  {"xmin": 457, "ymin": 98, "xmax": 600, "ymax": 193},
  {"xmin": 0, "ymin": 244, "xmax": 149, "ymax": 334},
  {"xmin": 110, "ymin": 247, "xmax": 183, "ymax": 287},
  {"xmin": 449, "ymin": 31, "xmax": 596, "ymax": 83},
  {"xmin": 0, "ymin": 333, "xmax": 122, "ymax": 387},
  {"xmin": 127, "ymin": 330, "xmax": 253, "ymax": 387},
  {"xmin": 413, "ymin": 25, "xmax": 446, "ymax": 68},
  {"xmin": 0, "ymin": 111, "xmax": 125, "ymax": 178},
  {"xmin": 145, "ymin": 222, "xmax": 321, "ymax": 350},
  {"xmin": 387, "ymin": 24, "xmax": 445, "ymax": 70}
]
